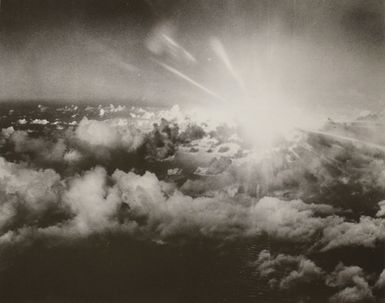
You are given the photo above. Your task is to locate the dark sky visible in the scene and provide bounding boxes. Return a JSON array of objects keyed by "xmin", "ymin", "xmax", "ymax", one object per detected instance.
[{"xmin": 0, "ymin": 0, "xmax": 384, "ymax": 110}]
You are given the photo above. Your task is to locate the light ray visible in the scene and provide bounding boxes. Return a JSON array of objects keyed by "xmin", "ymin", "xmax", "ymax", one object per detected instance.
[
  {"xmin": 300, "ymin": 129, "xmax": 385, "ymax": 152},
  {"xmin": 162, "ymin": 34, "xmax": 197, "ymax": 63},
  {"xmin": 155, "ymin": 60, "xmax": 228, "ymax": 103},
  {"xmin": 210, "ymin": 38, "xmax": 247, "ymax": 95}
]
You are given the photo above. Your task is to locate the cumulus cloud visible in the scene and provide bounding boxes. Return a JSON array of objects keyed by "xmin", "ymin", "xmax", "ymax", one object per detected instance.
[
  {"xmin": 75, "ymin": 117, "xmax": 144, "ymax": 152},
  {"xmin": 375, "ymin": 269, "xmax": 385, "ymax": 289},
  {"xmin": 0, "ymin": 153, "xmax": 340, "ymax": 244},
  {"xmin": 0, "ymin": 163, "xmax": 247, "ymax": 242},
  {"xmin": 110, "ymin": 174, "xmax": 340, "ymax": 242},
  {"xmin": 253, "ymin": 250, "xmax": 324, "ymax": 290},
  {"xmin": 111, "ymin": 169, "xmax": 250, "ymax": 239},
  {"xmin": 8, "ymin": 130, "xmax": 67, "ymax": 163},
  {"xmin": 1, "ymin": 114, "xmax": 193, "ymax": 170},
  {"xmin": 321, "ymin": 216, "xmax": 385, "ymax": 251},
  {"xmin": 31, "ymin": 119, "xmax": 49, "ymax": 125},
  {"xmin": 63, "ymin": 149, "xmax": 83, "ymax": 163},
  {"xmin": 327, "ymin": 263, "xmax": 374, "ymax": 303},
  {"xmin": 0, "ymin": 157, "xmax": 62, "ymax": 231},
  {"xmin": 1, "ymin": 105, "xmax": 240, "ymax": 175},
  {"xmin": 376, "ymin": 200, "xmax": 385, "ymax": 217},
  {"xmin": 1, "ymin": 148, "xmax": 378, "ymax": 252},
  {"xmin": 64, "ymin": 167, "xmax": 122, "ymax": 234},
  {"xmin": 253, "ymin": 254, "xmax": 378, "ymax": 302},
  {"xmin": 326, "ymin": 264, "xmax": 367, "ymax": 288},
  {"xmin": 1, "ymin": 126, "xmax": 15, "ymax": 139},
  {"xmin": 329, "ymin": 281, "xmax": 374, "ymax": 303},
  {"xmin": 250, "ymin": 197, "xmax": 334, "ymax": 242}
]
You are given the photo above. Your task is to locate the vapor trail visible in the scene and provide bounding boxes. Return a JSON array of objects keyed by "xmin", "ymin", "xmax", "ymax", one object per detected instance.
[
  {"xmin": 155, "ymin": 60, "xmax": 228, "ymax": 103},
  {"xmin": 162, "ymin": 34, "xmax": 197, "ymax": 63},
  {"xmin": 300, "ymin": 129, "xmax": 385, "ymax": 152},
  {"xmin": 210, "ymin": 38, "xmax": 246, "ymax": 94}
]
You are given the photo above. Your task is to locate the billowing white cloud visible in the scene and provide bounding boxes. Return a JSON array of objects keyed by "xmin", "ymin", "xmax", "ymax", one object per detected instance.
[
  {"xmin": 329, "ymin": 280, "xmax": 374, "ymax": 303},
  {"xmin": 327, "ymin": 263, "xmax": 374, "ymax": 303},
  {"xmin": 31, "ymin": 119, "xmax": 49, "ymax": 125},
  {"xmin": 9, "ymin": 130, "xmax": 67, "ymax": 163},
  {"xmin": 63, "ymin": 149, "xmax": 83, "ymax": 163},
  {"xmin": 111, "ymin": 169, "xmax": 249, "ymax": 239},
  {"xmin": 326, "ymin": 263, "xmax": 366, "ymax": 288},
  {"xmin": 0, "ymin": 157, "xmax": 62, "ymax": 230},
  {"xmin": 0, "ymin": 153, "xmax": 368, "ymax": 248},
  {"xmin": 321, "ymin": 216, "xmax": 385, "ymax": 251},
  {"xmin": 1, "ymin": 126, "xmax": 15, "ymax": 138},
  {"xmin": 376, "ymin": 200, "xmax": 385, "ymax": 217},
  {"xmin": 375, "ymin": 269, "xmax": 385, "ymax": 289},
  {"xmin": 64, "ymin": 167, "xmax": 121, "ymax": 234},
  {"xmin": 75, "ymin": 117, "xmax": 144, "ymax": 151},
  {"xmin": 253, "ymin": 250, "xmax": 324, "ymax": 290},
  {"xmin": 250, "ymin": 197, "xmax": 333, "ymax": 242}
]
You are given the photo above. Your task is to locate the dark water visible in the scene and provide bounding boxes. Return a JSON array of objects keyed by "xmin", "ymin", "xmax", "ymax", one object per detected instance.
[
  {"xmin": 1, "ymin": 235, "xmax": 383, "ymax": 303},
  {"xmin": 0, "ymin": 235, "xmax": 272, "ymax": 303}
]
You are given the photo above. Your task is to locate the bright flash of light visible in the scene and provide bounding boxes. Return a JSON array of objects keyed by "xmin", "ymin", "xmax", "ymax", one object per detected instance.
[
  {"xmin": 149, "ymin": 30, "xmax": 325, "ymax": 150},
  {"xmin": 199, "ymin": 38, "xmax": 323, "ymax": 149},
  {"xmin": 155, "ymin": 60, "xmax": 228, "ymax": 104},
  {"xmin": 230, "ymin": 101, "xmax": 319, "ymax": 148}
]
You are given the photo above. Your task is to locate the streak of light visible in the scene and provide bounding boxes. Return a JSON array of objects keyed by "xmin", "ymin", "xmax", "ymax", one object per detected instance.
[
  {"xmin": 155, "ymin": 60, "xmax": 228, "ymax": 103},
  {"xmin": 210, "ymin": 38, "xmax": 247, "ymax": 94},
  {"xmin": 162, "ymin": 34, "xmax": 197, "ymax": 63},
  {"xmin": 299, "ymin": 129, "xmax": 385, "ymax": 152}
]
